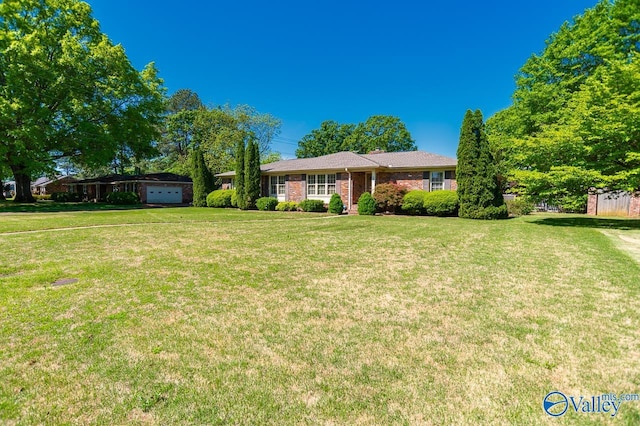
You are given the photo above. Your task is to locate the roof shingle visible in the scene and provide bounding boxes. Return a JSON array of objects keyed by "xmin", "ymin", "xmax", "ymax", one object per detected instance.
[{"xmin": 216, "ymin": 150, "xmax": 456, "ymax": 177}]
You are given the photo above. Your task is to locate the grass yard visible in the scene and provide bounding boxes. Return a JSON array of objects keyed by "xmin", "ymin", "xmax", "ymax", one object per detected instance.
[{"xmin": 1, "ymin": 208, "xmax": 639, "ymax": 424}]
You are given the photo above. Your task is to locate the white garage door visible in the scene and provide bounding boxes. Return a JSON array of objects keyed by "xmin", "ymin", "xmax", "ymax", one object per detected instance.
[{"xmin": 146, "ymin": 186, "xmax": 182, "ymax": 203}]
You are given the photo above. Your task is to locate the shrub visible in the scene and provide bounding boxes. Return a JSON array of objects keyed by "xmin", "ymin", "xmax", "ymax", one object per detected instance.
[
  {"xmin": 373, "ymin": 183, "xmax": 406, "ymax": 213},
  {"xmin": 423, "ymin": 190, "xmax": 458, "ymax": 216},
  {"xmin": 276, "ymin": 201, "xmax": 298, "ymax": 211},
  {"xmin": 33, "ymin": 194, "xmax": 52, "ymax": 200},
  {"xmin": 328, "ymin": 193, "xmax": 344, "ymax": 214},
  {"xmin": 206, "ymin": 189, "xmax": 235, "ymax": 208},
  {"xmin": 464, "ymin": 204, "xmax": 509, "ymax": 220},
  {"xmin": 51, "ymin": 192, "xmax": 82, "ymax": 202},
  {"xmin": 357, "ymin": 192, "xmax": 376, "ymax": 215},
  {"xmin": 231, "ymin": 191, "xmax": 238, "ymax": 208},
  {"xmin": 506, "ymin": 197, "xmax": 534, "ymax": 216},
  {"xmin": 401, "ymin": 190, "xmax": 428, "ymax": 215},
  {"xmin": 106, "ymin": 191, "xmax": 139, "ymax": 205},
  {"xmin": 299, "ymin": 199, "xmax": 326, "ymax": 212},
  {"xmin": 256, "ymin": 197, "xmax": 278, "ymax": 211}
]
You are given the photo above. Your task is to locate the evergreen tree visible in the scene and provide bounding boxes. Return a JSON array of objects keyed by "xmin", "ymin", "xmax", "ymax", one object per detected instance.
[
  {"xmin": 456, "ymin": 110, "xmax": 508, "ymax": 219},
  {"xmin": 244, "ymin": 139, "xmax": 261, "ymax": 209},
  {"xmin": 191, "ymin": 148, "xmax": 214, "ymax": 207},
  {"xmin": 235, "ymin": 139, "xmax": 246, "ymax": 209}
]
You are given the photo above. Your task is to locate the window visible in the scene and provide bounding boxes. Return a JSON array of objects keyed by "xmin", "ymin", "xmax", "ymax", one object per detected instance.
[
  {"xmin": 307, "ymin": 174, "xmax": 336, "ymax": 197},
  {"xmin": 431, "ymin": 171, "xmax": 444, "ymax": 191},
  {"xmin": 270, "ymin": 175, "xmax": 285, "ymax": 196}
]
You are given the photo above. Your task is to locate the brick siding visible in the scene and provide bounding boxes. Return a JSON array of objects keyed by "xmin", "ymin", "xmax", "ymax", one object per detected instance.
[{"xmin": 286, "ymin": 174, "xmax": 305, "ymax": 202}]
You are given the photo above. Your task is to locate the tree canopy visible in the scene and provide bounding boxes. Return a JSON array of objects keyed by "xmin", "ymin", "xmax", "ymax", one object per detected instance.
[
  {"xmin": 296, "ymin": 115, "xmax": 416, "ymax": 158},
  {"xmin": 155, "ymin": 96, "xmax": 281, "ymax": 179},
  {"xmin": 0, "ymin": 0, "xmax": 165, "ymax": 202},
  {"xmin": 487, "ymin": 0, "xmax": 640, "ymax": 210}
]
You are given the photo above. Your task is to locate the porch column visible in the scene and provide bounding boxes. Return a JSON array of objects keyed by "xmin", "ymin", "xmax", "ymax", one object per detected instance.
[
  {"xmin": 371, "ymin": 171, "xmax": 376, "ymax": 195},
  {"xmin": 346, "ymin": 168, "xmax": 352, "ymax": 211}
]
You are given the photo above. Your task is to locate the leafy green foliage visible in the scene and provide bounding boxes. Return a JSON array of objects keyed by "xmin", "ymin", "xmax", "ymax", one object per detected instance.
[
  {"xmin": 357, "ymin": 192, "xmax": 376, "ymax": 215},
  {"xmin": 298, "ymin": 199, "xmax": 326, "ymax": 212},
  {"xmin": 155, "ymin": 98, "xmax": 280, "ymax": 179},
  {"xmin": 296, "ymin": 116, "xmax": 416, "ymax": 158},
  {"xmin": 328, "ymin": 193, "xmax": 344, "ymax": 214},
  {"xmin": 423, "ymin": 190, "xmax": 458, "ymax": 216},
  {"xmin": 373, "ymin": 183, "xmax": 406, "ymax": 213},
  {"xmin": 488, "ymin": 0, "xmax": 640, "ymax": 200},
  {"xmin": 166, "ymin": 89, "xmax": 203, "ymax": 114},
  {"xmin": 50, "ymin": 192, "xmax": 82, "ymax": 202},
  {"xmin": 206, "ymin": 189, "xmax": 235, "ymax": 208},
  {"xmin": 244, "ymin": 140, "xmax": 261, "ymax": 209},
  {"xmin": 457, "ymin": 110, "xmax": 507, "ymax": 220},
  {"xmin": 231, "ymin": 191, "xmax": 238, "ymax": 208},
  {"xmin": 235, "ymin": 139, "xmax": 246, "ymax": 210},
  {"xmin": 0, "ymin": 0, "xmax": 165, "ymax": 202},
  {"xmin": 401, "ymin": 190, "xmax": 428, "ymax": 215},
  {"xmin": 505, "ymin": 198, "xmax": 534, "ymax": 216},
  {"xmin": 256, "ymin": 197, "xmax": 278, "ymax": 211},
  {"xmin": 344, "ymin": 115, "xmax": 417, "ymax": 154},
  {"xmin": 275, "ymin": 201, "xmax": 298, "ymax": 211},
  {"xmin": 191, "ymin": 148, "xmax": 214, "ymax": 207},
  {"xmin": 105, "ymin": 191, "xmax": 140, "ymax": 205}
]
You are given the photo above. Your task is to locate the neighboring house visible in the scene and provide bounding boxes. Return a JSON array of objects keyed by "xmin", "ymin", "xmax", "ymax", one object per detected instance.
[
  {"xmin": 587, "ymin": 190, "xmax": 640, "ymax": 217},
  {"xmin": 2, "ymin": 181, "xmax": 15, "ymax": 198},
  {"xmin": 31, "ymin": 175, "xmax": 77, "ymax": 195},
  {"xmin": 217, "ymin": 150, "xmax": 457, "ymax": 211},
  {"xmin": 70, "ymin": 173, "xmax": 193, "ymax": 204}
]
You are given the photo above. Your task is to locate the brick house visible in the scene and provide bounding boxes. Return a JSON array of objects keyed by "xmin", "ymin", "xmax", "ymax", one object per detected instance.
[
  {"xmin": 71, "ymin": 173, "xmax": 193, "ymax": 204},
  {"xmin": 217, "ymin": 150, "xmax": 457, "ymax": 212},
  {"xmin": 31, "ymin": 175, "xmax": 77, "ymax": 195}
]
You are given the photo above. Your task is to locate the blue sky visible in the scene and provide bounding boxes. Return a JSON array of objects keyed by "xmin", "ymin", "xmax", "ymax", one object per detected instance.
[{"xmin": 88, "ymin": 0, "xmax": 598, "ymax": 158}]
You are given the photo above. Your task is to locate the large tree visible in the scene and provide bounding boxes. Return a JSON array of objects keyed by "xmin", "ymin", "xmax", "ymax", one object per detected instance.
[
  {"xmin": 0, "ymin": 0, "xmax": 165, "ymax": 202},
  {"xmin": 224, "ymin": 104, "xmax": 282, "ymax": 157},
  {"xmin": 155, "ymin": 89, "xmax": 203, "ymax": 174},
  {"xmin": 296, "ymin": 115, "xmax": 416, "ymax": 158},
  {"xmin": 457, "ymin": 110, "xmax": 507, "ymax": 220},
  {"xmin": 487, "ymin": 0, "xmax": 639, "ymax": 210},
  {"xmin": 296, "ymin": 121, "xmax": 355, "ymax": 158},
  {"xmin": 344, "ymin": 115, "xmax": 416, "ymax": 154}
]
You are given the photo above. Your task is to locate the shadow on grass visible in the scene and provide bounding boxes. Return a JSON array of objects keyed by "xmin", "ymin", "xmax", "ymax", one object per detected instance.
[
  {"xmin": 530, "ymin": 216, "xmax": 640, "ymax": 230},
  {"xmin": 0, "ymin": 201, "xmax": 177, "ymax": 213}
]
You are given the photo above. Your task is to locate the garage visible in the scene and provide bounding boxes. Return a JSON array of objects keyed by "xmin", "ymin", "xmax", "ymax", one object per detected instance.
[{"xmin": 146, "ymin": 186, "xmax": 183, "ymax": 203}]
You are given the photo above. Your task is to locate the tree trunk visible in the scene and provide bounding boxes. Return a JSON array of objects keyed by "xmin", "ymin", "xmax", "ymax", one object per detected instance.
[{"xmin": 11, "ymin": 166, "xmax": 35, "ymax": 203}]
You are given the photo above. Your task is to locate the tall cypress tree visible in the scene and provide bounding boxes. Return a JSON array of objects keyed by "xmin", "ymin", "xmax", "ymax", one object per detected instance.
[
  {"xmin": 235, "ymin": 138, "xmax": 246, "ymax": 209},
  {"xmin": 244, "ymin": 139, "xmax": 261, "ymax": 209},
  {"xmin": 191, "ymin": 147, "xmax": 213, "ymax": 207},
  {"xmin": 456, "ymin": 110, "xmax": 508, "ymax": 219}
]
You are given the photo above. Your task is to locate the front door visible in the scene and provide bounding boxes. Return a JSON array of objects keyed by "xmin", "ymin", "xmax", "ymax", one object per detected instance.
[{"xmin": 352, "ymin": 172, "xmax": 366, "ymax": 204}]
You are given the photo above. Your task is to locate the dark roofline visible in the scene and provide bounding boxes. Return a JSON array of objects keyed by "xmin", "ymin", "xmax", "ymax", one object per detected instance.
[{"xmin": 75, "ymin": 173, "xmax": 192, "ymax": 184}]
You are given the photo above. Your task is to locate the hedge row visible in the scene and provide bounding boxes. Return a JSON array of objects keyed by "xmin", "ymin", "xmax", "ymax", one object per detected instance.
[
  {"xmin": 206, "ymin": 189, "xmax": 236, "ymax": 208},
  {"xmin": 106, "ymin": 191, "xmax": 140, "ymax": 205},
  {"xmin": 256, "ymin": 197, "xmax": 278, "ymax": 211},
  {"xmin": 401, "ymin": 190, "xmax": 459, "ymax": 216},
  {"xmin": 51, "ymin": 192, "xmax": 82, "ymax": 202}
]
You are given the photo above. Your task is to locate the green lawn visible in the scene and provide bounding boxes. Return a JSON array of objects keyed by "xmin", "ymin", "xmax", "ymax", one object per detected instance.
[{"xmin": 1, "ymin": 209, "xmax": 639, "ymax": 425}]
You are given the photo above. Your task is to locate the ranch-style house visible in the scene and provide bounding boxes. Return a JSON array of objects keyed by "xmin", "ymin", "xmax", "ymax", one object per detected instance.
[{"xmin": 217, "ymin": 150, "xmax": 457, "ymax": 212}]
